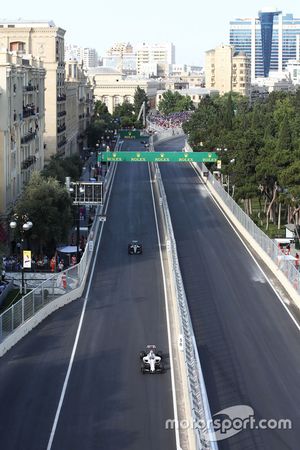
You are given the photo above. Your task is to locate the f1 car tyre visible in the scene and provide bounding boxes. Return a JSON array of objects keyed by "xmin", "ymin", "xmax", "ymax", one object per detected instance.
[
  {"xmin": 157, "ymin": 364, "xmax": 164, "ymax": 373},
  {"xmin": 140, "ymin": 351, "xmax": 146, "ymax": 359}
]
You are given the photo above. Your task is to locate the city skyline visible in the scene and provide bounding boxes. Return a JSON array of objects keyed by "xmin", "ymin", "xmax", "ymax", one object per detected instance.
[{"xmin": 1, "ymin": 0, "xmax": 300, "ymax": 66}]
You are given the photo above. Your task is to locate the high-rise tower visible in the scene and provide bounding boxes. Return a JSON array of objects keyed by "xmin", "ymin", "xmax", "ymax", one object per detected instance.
[{"xmin": 230, "ymin": 11, "xmax": 300, "ymax": 81}]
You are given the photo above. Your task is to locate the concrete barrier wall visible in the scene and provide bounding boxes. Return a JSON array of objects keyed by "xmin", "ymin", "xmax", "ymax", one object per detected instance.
[{"xmin": 0, "ymin": 286, "xmax": 83, "ymax": 357}]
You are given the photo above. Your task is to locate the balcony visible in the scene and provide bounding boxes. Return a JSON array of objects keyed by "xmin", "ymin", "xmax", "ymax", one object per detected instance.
[
  {"xmin": 57, "ymin": 110, "xmax": 66, "ymax": 117},
  {"xmin": 21, "ymin": 155, "xmax": 36, "ymax": 170},
  {"xmin": 21, "ymin": 130, "xmax": 36, "ymax": 144},
  {"xmin": 57, "ymin": 124, "xmax": 66, "ymax": 134},
  {"xmin": 57, "ymin": 137, "xmax": 67, "ymax": 148},
  {"xmin": 57, "ymin": 94, "xmax": 66, "ymax": 102},
  {"xmin": 24, "ymin": 84, "xmax": 37, "ymax": 92},
  {"xmin": 23, "ymin": 104, "xmax": 36, "ymax": 118}
]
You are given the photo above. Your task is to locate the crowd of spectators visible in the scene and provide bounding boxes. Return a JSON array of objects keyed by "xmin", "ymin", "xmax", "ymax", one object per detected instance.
[
  {"xmin": 2, "ymin": 228, "xmax": 88, "ymax": 274},
  {"xmin": 148, "ymin": 111, "xmax": 193, "ymax": 130},
  {"xmin": 2, "ymin": 256, "xmax": 22, "ymax": 272},
  {"xmin": 2, "ymin": 252, "xmax": 79, "ymax": 273}
]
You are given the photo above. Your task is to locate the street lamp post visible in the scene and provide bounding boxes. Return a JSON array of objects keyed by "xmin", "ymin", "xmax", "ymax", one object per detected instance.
[
  {"xmin": 9, "ymin": 214, "xmax": 33, "ymax": 295},
  {"xmin": 68, "ymin": 186, "xmax": 84, "ymax": 264}
]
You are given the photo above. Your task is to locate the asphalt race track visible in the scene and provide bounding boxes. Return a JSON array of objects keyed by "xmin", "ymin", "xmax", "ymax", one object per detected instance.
[
  {"xmin": 0, "ymin": 139, "xmax": 175, "ymax": 450},
  {"xmin": 1, "ymin": 134, "xmax": 299, "ymax": 450},
  {"xmin": 158, "ymin": 136, "xmax": 300, "ymax": 450}
]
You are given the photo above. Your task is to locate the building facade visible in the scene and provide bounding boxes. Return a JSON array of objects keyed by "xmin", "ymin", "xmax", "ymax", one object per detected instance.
[
  {"xmin": 230, "ymin": 11, "xmax": 300, "ymax": 81},
  {"xmin": 0, "ymin": 20, "xmax": 67, "ymax": 160},
  {"xmin": 286, "ymin": 59, "xmax": 300, "ymax": 84},
  {"xmin": 0, "ymin": 50, "xmax": 45, "ymax": 214},
  {"xmin": 205, "ymin": 44, "xmax": 251, "ymax": 96},
  {"xmin": 136, "ymin": 42, "xmax": 175, "ymax": 77},
  {"xmin": 65, "ymin": 60, "xmax": 94, "ymax": 156},
  {"xmin": 102, "ymin": 54, "xmax": 137, "ymax": 75},
  {"xmin": 89, "ymin": 67, "xmax": 161, "ymax": 113},
  {"xmin": 65, "ymin": 44, "xmax": 99, "ymax": 68},
  {"xmin": 102, "ymin": 42, "xmax": 137, "ymax": 75}
]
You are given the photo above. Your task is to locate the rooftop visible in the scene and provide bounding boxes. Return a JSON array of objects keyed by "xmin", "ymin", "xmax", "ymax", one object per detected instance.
[{"xmin": 0, "ymin": 19, "xmax": 56, "ymax": 27}]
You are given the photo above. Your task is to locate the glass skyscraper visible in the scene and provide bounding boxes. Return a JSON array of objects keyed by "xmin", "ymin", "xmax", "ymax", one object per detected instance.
[{"xmin": 230, "ymin": 11, "xmax": 300, "ymax": 80}]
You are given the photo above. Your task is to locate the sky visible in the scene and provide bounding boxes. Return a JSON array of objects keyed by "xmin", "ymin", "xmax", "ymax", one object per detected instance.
[{"xmin": 1, "ymin": 0, "xmax": 300, "ymax": 66}]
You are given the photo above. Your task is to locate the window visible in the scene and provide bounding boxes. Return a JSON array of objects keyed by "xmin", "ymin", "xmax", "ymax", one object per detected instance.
[
  {"xmin": 10, "ymin": 41, "xmax": 25, "ymax": 52},
  {"xmin": 114, "ymin": 96, "xmax": 121, "ymax": 107}
]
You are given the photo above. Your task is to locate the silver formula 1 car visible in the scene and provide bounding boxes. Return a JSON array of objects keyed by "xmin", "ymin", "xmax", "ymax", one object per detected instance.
[
  {"xmin": 128, "ymin": 240, "xmax": 143, "ymax": 255},
  {"xmin": 140, "ymin": 345, "xmax": 164, "ymax": 374}
]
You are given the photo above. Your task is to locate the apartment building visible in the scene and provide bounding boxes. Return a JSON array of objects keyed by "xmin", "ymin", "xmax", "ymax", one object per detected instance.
[
  {"xmin": 0, "ymin": 20, "xmax": 66, "ymax": 159},
  {"xmin": 65, "ymin": 60, "xmax": 94, "ymax": 156},
  {"xmin": 286, "ymin": 60, "xmax": 300, "ymax": 84},
  {"xmin": 65, "ymin": 44, "xmax": 99, "ymax": 68},
  {"xmin": 103, "ymin": 43, "xmax": 137, "ymax": 76},
  {"xmin": 136, "ymin": 42, "xmax": 175, "ymax": 77},
  {"xmin": 230, "ymin": 10, "xmax": 300, "ymax": 81},
  {"xmin": 205, "ymin": 44, "xmax": 251, "ymax": 96},
  {"xmin": 0, "ymin": 50, "xmax": 45, "ymax": 215}
]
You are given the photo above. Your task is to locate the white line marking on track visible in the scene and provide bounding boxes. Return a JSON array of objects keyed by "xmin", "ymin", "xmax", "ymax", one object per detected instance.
[{"xmin": 148, "ymin": 163, "xmax": 181, "ymax": 450}]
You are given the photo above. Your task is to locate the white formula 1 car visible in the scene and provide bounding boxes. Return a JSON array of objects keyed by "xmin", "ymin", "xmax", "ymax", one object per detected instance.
[
  {"xmin": 128, "ymin": 240, "xmax": 143, "ymax": 255},
  {"xmin": 140, "ymin": 345, "xmax": 164, "ymax": 374}
]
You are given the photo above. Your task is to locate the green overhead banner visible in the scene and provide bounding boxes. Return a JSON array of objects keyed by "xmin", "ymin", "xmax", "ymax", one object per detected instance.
[
  {"xmin": 99, "ymin": 151, "xmax": 218, "ymax": 163},
  {"xmin": 119, "ymin": 130, "xmax": 141, "ymax": 139}
]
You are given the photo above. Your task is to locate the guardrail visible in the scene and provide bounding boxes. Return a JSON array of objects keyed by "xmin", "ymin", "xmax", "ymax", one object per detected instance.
[
  {"xmin": 184, "ymin": 142, "xmax": 300, "ymax": 296},
  {"xmin": 152, "ymin": 131, "xmax": 218, "ymax": 449},
  {"xmin": 0, "ymin": 146, "xmax": 118, "ymax": 349}
]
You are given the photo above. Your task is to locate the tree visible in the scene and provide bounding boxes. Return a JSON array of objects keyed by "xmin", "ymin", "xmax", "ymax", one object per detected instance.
[
  {"xmin": 183, "ymin": 89, "xmax": 300, "ymax": 232},
  {"xmin": 86, "ymin": 120, "xmax": 107, "ymax": 147},
  {"xmin": 223, "ymin": 92, "xmax": 234, "ymax": 130},
  {"xmin": 41, "ymin": 155, "xmax": 83, "ymax": 183},
  {"xmin": 113, "ymin": 101, "xmax": 135, "ymax": 119},
  {"xmin": 134, "ymin": 86, "xmax": 149, "ymax": 117},
  {"xmin": 120, "ymin": 115, "xmax": 136, "ymax": 128},
  {"xmin": 94, "ymin": 100, "xmax": 110, "ymax": 120},
  {"xmin": 277, "ymin": 114, "xmax": 293, "ymax": 151},
  {"xmin": 175, "ymin": 96, "xmax": 195, "ymax": 112},
  {"xmin": 14, "ymin": 172, "xmax": 73, "ymax": 255},
  {"xmin": 158, "ymin": 90, "xmax": 193, "ymax": 115}
]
